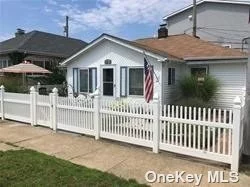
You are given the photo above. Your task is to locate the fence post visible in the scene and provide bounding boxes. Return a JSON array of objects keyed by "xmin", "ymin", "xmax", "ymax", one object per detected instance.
[
  {"xmin": 52, "ymin": 88, "xmax": 58, "ymax": 131},
  {"xmin": 0, "ymin": 85, "xmax": 4, "ymax": 120},
  {"xmin": 153, "ymin": 93, "xmax": 160, "ymax": 153},
  {"xmin": 49, "ymin": 93, "xmax": 53, "ymax": 129},
  {"xmin": 37, "ymin": 82, "xmax": 41, "ymax": 95},
  {"xmin": 94, "ymin": 94, "xmax": 100, "ymax": 140},
  {"xmin": 231, "ymin": 96, "xmax": 242, "ymax": 172},
  {"xmin": 30, "ymin": 86, "xmax": 36, "ymax": 126}
]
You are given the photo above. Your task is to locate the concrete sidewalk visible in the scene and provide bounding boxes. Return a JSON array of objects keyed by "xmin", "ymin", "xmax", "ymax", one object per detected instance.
[{"xmin": 0, "ymin": 120, "xmax": 249, "ymax": 186}]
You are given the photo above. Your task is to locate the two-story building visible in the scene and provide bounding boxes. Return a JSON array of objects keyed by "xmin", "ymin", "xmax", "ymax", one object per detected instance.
[{"xmin": 163, "ymin": 0, "xmax": 250, "ymax": 50}]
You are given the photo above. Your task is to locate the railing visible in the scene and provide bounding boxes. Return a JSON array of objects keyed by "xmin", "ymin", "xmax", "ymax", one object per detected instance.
[{"xmin": 0, "ymin": 85, "xmax": 245, "ymax": 172}]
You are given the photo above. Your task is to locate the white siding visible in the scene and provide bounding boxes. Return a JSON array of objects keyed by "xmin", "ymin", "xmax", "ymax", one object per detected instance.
[
  {"xmin": 67, "ymin": 39, "xmax": 163, "ymax": 102},
  {"xmin": 209, "ymin": 63, "xmax": 246, "ymax": 108},
  {"xmin": 167, "ymin": 2, "xmax": 250, "ymax": 50},
  {"xmin": 162, "ymin": 62, "xmax": 185, "ymax": 105}
]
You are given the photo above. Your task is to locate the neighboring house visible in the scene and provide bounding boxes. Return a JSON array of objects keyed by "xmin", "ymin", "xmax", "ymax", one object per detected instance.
[
  {"xmin": 0, "ymin": 29, "xmax": 87, "ymax": 69},
  {"xmin": 163, "ymin": 0, "xmax": 250, "ymax": 50},
  {"xmin": 61, "ymin": 28, "xmax": 247, "ymax": 108}
]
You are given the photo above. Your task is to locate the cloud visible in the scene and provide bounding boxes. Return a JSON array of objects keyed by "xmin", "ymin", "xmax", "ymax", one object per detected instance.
[
  {"xmin": 47, "ymin": 0, "xmax": 57, "ymax": 5},
  {"xmin": 56, "ymin": 0, "xmax": 191, "ymax": 34},
  {"xmin": 44, "ymin": 6, "xmax": 52, "ymax": 13}
]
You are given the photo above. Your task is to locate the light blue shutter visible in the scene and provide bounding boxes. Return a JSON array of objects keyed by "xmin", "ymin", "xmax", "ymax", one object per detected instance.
[
  {"xmin": 73, "ymin": 68, "xmax": 79, "ymax": 94},
  {"xmin": 120, "ymin": 67, "xmax": 127, "ymax": 97},
  {"xmin": 89, "ymin": 68, "xmax": 97, "ymax": 93}
]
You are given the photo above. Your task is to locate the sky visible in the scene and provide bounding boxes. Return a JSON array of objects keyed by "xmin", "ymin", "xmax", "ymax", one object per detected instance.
[{"xmin": 0, "ymin": 0, "xmax": 192, "ymax": 42}]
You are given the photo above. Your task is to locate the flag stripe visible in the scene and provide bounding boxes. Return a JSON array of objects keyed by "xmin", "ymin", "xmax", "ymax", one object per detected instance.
[{"xmin": 144, "ymin": 57, "xmax": 153, "ymax": 103}]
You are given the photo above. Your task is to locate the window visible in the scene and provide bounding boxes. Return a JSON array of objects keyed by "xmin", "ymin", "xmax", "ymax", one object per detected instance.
[
  {"xmin": 222, "ymin": 44, "xmax": 231, "ymax": 48},
  {"xmin": 129, "ymin": 68, "xmax": 144, "ymax": 96},
  {"xmin": 80, "ymin": 69, "xmax": 88, "ymax": 92},
  {"xmin": 79, "ymin": 68, "xmax": 97, "ymax": 93},
  {"xmin": 168, "ymin": 68, "xmax": 175, "ymax": 85},
  {"xmin": 0, "ymin": 59, "xmax": 8, "ymax": 68},
  {"xmin": 191, "ymin": 67, "xmax": 207, "ymax": 78}
]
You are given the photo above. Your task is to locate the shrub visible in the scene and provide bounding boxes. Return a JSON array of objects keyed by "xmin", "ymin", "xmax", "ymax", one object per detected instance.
[
  {"xmin": 177, "ymin": 75, "xmax": 219, "ymax": 106},
  {"xmin": 0, "ymin": 75, "xmax": 28, "ymax": 93}
]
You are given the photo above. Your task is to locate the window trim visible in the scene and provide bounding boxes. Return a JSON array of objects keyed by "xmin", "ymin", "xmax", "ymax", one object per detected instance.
[{"xmin": 127, "ymin": 66, "xmax": 144, "ymax": 97}]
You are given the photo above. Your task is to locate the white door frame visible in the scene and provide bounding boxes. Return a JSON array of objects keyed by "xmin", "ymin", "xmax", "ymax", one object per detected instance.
[{"xmin": 101, "ymin": 65, "xmax": 116, "ymax": 98}]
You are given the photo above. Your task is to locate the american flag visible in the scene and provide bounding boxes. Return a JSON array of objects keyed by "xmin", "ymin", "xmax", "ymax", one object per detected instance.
[{"xmin": 144, "ymin": 57, "xmax": 153, "ymax": 103}]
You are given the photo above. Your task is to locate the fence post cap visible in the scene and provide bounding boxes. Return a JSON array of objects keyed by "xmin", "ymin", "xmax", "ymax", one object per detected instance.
[
  {"xmin": 233, "ymin": 96, "xmax": 241, "ymax": 105},
  {"xmin": 52, "ymin": 87, "xmax": 58, "ymax": 93},
  {"xmin": 37, "ymin": 82, "xmax": 41, "ymax": 85},
  {"xmin": 0, "ymin": 85, "xmax": 4, "ymax": 89},
  {"xmin": 30, "ymin": 86, "xmax": 35, "ymax": 92}
]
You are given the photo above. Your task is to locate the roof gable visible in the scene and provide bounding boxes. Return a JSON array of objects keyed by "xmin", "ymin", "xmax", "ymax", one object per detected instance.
[
  {"xmin": 163, "ymin": 0, "xmax": 250, "ymax": 20},
  {"xmin": 61, "ymin": 34, "xmax": 169, "ymax": 66}
]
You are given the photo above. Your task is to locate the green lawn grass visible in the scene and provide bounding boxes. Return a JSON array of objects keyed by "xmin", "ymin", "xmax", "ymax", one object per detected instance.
[{"xmin": 0, "ymin": 149, "xmax": 147, "ymax": 187}]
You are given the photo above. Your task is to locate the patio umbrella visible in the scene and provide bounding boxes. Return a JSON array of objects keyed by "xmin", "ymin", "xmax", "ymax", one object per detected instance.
[
  {"xmin": 0, "ymin": 61, "xmax": 52, "ymax": 85},
  {"xmin": 0, "ymin": 61, "xmax": 52, "ymax": 74}
]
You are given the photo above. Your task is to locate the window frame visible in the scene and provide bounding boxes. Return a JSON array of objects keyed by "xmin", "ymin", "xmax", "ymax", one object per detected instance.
[
  {"xmin": 190, "ymin": 66, "xmax": 208, "ymax": 77},
  {"xmin": 127, "ymin": 66, "xmax": 144, "ymax": 97},
  {"xmin": 0, "ymin": 59, "xmax": 8, "ymax": 69},
  {"xmin": 168, "ymin": 68, "xmax": 176, "ymax": 85},
  {"xmin": 79, "ymin": 67, "xmax": 97, "ymax": 94}
]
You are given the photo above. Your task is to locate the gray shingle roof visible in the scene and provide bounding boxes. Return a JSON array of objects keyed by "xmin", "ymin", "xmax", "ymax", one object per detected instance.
[{"xmin": 0, "ymin": 30, "xmax": 87, "ymax": 58}]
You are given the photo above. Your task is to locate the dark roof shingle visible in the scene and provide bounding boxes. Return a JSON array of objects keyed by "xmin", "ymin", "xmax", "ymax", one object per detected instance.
[{"xmin": 0, "ymin": 30, "xmax": 87, "ymax": 58}]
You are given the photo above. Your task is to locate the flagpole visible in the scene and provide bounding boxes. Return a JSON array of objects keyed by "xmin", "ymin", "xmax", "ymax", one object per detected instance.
[{"xmin": 143, "ymin": 51, "xmax": 160, "ymax": 82}]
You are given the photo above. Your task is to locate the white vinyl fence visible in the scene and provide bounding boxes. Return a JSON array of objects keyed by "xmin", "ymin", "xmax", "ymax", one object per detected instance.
[{"xmin": 0, "ymin": 85, "xmax": 246, "ymax": 172}]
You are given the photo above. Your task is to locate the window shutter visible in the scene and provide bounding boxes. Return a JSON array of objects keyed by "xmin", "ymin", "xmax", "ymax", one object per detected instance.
[
  {"xmin": 89, "ymin": 68, "xmax": 97, "ymax": 93},
  {"xmin": 168, "ymin": 68, "xmax": 172, "ymax": 85},
  {"xmin": 120, "ymin": 67, "xmax": 127, "ymax": 97},
  {"xmin": 73, "ymin": 68, "xmax": 79, "ymax": 94}
]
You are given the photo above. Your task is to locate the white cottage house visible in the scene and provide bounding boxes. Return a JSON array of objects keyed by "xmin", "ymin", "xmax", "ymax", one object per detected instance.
[{"xmin": 61, "ymin": 29, "xmax": 247, "ymax": 108}]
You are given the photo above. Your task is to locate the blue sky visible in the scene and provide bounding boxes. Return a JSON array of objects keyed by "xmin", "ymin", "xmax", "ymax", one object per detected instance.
[{"xmin": 0, "ymin": 0, "xmax": 191, "ymax": 42}]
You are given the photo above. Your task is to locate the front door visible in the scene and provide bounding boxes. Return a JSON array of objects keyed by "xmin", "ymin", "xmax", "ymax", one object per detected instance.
[{"xmin": 102, "ymin": 67, "xmax": 115, "ymax": 97}]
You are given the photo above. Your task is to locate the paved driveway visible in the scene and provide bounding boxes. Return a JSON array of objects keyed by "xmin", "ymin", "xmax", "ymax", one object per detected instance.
[{"xmin": 0, "ymin": 120, "xmax": 249, "ymax": 186}]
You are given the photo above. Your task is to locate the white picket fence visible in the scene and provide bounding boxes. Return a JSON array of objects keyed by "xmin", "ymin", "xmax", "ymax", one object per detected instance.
[{"xmin": 0, "ymin": 85, "xmax": 246, "ymax": 172}]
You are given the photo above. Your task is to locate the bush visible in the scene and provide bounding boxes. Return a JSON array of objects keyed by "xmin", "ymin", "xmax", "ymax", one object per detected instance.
[
  {"xmin": 177, "ymin": 75, "xmax": 219, "ymax": 106},
  {"xmin": 30, "ymin": 67, "xmax": 66, "ymax": 85},
  {"xmin": 0, "ymin": 75, "xmax": 28, "ymax": 93}
]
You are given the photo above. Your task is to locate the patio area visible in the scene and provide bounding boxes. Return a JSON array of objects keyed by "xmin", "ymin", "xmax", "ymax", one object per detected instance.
[{"xmin": 0, "ymin": 120, "xmax": 249, "ymax": 186}]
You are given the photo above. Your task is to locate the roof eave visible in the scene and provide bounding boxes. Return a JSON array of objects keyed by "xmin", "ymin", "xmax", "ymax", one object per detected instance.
[
  {"xmin": 163, "ymin": 0, "xmax": 250, "ymax": 20},
  {"xmin": 0, "ymin": 49, "xmax": 68, "ymax": 58},
  {"xmin": 184, "ymin": 56, "xmax": 248, "ymax": 61},
  {"xmin": 60, "ymin": 34, "xmax": 168, "ymax": 66}
]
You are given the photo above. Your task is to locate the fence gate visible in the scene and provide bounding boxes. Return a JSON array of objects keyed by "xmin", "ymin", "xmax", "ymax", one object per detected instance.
[{"xmin": 36, "ymin": 94, "xmax": 52, "ymax": 128}]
